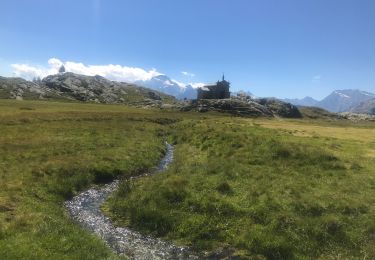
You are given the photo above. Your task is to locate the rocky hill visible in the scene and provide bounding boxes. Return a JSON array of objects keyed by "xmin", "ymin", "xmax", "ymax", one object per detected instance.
[
  {"xmin": 0, "ymin": 73, "xmax": 177, "ymax": 107},
  {"xmin": 0, "ymin": 76, "xmax": 56, "ymax": 100},
  {"xmin": 181, "ymin": 98, "xmax": 302, "ymax": 118}
]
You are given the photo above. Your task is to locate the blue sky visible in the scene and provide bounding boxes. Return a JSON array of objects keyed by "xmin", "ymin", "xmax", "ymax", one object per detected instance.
[{"xmin": 1, "ymin": 0, "xmax": 375, "ymax": 99}]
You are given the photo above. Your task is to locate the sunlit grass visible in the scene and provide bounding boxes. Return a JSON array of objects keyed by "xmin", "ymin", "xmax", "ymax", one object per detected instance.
[
  {"xmin": 1, "ymin": 99, "xmax": 374, "ymax": 259},
  {"xmin": 107, "ymin": 117, "xmax": 375, "ymax": 259},
  {"xmin": 0, "ymin": 99, "xmax": 177, "ymax": 259}
]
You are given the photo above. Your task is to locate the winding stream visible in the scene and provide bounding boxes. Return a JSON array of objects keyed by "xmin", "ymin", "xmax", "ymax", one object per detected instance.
[{"xmin": 65, "ymin": 142, "xmax": 197, "ymax": 259}]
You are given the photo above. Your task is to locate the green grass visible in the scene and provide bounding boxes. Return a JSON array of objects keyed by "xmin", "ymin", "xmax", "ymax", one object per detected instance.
[
  {"xmin": 107, "ymin": 117, "xmax": 375, "ymax": 259},
  {"xmin": 0, "ymin": 99, "xmax": 182, "ymax": 259},
  {"xmin": 1, "ymin": 99, "xmax": 374, "ymax": 259}
]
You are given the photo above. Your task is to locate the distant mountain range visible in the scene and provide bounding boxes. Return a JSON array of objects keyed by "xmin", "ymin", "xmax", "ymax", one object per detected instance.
[
  {"xmin": 283, "ymin": 96, "xmax": 319, "ymax": 107},
  {"xmin": 136, "ymin": 75, "xmax": 197, "ymax": 100},
  {"xmin": 2, "ymin": 71, "xmax": 374, "ymax": 115},
  {"xmin": 136, "ymin": 75, "xmax": 375, "ymax": 115},
  {"xmin": 136, "ymin": 75, "xmax": 257, "ymax": 101},
  {"xmin": 282, "ymin": 89, "xmax": 375, "ymax": 114}
]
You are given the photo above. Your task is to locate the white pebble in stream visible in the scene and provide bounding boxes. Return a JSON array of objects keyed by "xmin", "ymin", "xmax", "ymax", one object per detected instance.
[{"xmin": 65, "ymin": 143, "xmax": 198, "ymax": 259}]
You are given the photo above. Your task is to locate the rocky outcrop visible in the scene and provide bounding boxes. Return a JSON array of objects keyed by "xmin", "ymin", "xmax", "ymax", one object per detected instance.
[
  {"xmin": 41, "ymin": 73, "xmax": 176, "ymax": 106},
  {"xmin": 0, "ymin": 76, "xmax": 52, "ymax": 100},
  {"xmin": 340, "ymin": 112, "xmax": 375, "ymax": 122},
  {"xmin": 181, "ymin": 98, "xmax": 302, "ymax": 118},
  {"xmin": 0, "ymin": 73, "xmax": 177, "ymax": 107}
]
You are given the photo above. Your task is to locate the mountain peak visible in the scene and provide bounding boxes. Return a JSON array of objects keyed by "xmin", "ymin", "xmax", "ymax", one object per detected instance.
[
  {"xmin": 319, "ymin": 89, "xmax": 375, "ymax": 112},
  {"xmin": 136, "ymin": 75, "xmax": 197, "ymax": 100}
]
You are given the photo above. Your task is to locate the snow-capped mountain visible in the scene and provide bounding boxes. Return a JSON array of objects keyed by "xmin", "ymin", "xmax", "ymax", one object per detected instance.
[
  {"xmin": 283, "ymin": 90, "xmax": 375, "ymax": 113},
  {"xmin": 318, "ymin": 89, "xmax": 375, "ymax": 112},
  {"xmin": 136, "ymin": 75, "xmax": 197, "ymax": 100}
]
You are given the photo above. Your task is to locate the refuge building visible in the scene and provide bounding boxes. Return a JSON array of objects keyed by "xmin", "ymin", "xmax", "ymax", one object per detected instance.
[{"xmin": 197, "ymin": 75, "xmax": 230, "ymax": 99}]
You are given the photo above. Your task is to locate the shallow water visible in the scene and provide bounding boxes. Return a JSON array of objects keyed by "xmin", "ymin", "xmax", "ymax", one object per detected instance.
[{"xmin": 65, "ymin": 142, "xmax": 198, "ymax": 259}]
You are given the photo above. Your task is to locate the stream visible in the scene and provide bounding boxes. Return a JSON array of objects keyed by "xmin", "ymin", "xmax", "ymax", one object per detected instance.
[{"xmin": 65, "ymin": 142, "xmax": 198, "ymax": 259}]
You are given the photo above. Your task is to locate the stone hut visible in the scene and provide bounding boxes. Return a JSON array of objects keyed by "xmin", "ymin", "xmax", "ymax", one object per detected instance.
[{"xmin": 197, "ymin": 75, "xmax": 230, "ymax": 99}]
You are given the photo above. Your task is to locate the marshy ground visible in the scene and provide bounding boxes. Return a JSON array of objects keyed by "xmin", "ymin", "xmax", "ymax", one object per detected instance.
[{"xmin": 0, "ymin": 99, "xmax": 374, "ymax": 259}]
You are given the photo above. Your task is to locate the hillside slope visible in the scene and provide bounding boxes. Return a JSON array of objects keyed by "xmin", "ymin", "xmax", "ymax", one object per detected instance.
[{"xmin": 350, "ymin": 98, "xmax": 375, "ymax": 115}]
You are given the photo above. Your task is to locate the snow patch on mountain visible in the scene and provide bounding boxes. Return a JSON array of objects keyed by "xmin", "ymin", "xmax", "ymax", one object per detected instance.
[
  {"xmin": 135, "ymin": 75, "xmax": 200, "ymax": 99},
  {"xmin": 334, "ymin": 91, "xmax": 350, "ymax": 99}
]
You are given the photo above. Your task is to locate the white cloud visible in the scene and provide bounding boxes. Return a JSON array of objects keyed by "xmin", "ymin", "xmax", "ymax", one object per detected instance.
[
  {"xmin": 189, "ymin": 82, "xmax": 205, "ymax": 89},
  {"xmin": 11, "ymin": 58, "xmax": 206, "ymax": 90},
  {"xmin": 181, "ymin": 71, "xmax": 195, "ymax": 77},
  {"xmin": 11, "ymin": 64, "xmax": 47, "ymax": 79},
  {"xmin": 171, "ymin": 79, "xmax": 205, "ymax": 89},
  {"xmin": 48, "ymin": 58, "xmax": 63, "ymax": 69},
  {"xmin": 171, "ymin": 79, "xmax": 188, "ymax": 89},
  {"xmin": 11, "ymin": 58, "xmax": 162, "ymax": 82}
]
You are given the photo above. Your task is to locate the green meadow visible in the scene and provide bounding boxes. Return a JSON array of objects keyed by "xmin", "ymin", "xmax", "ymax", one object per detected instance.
[
  {"xmin": 107, "ymin": 118, "xmax": 375, "ymax": 258},
  {"xmin": 0, "ymin": 99, "xmax": 374, "ymax": 259},
  {"xmin": 0, "ymin": 100, "xmax": 176, "ymax": 259}
]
